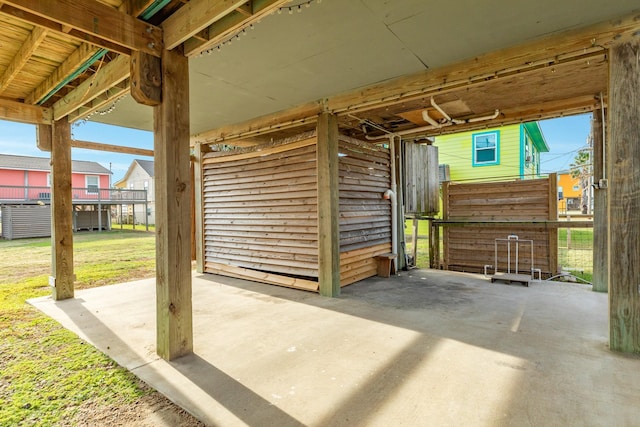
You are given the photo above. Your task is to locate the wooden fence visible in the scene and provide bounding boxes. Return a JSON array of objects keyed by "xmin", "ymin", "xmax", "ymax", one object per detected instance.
[
  {"xmin": 200, "ymin": 132, "xmax": 392, "ymax": 291},
  {"xmin": 338, "ymin": 135, "xmax": 392, "ymax": 286},
  {"xmin": 435, "ymin": 175, "xmax": 559, "ymax": 276},
  {"xmin": 202, "ymin": 135, "xmax": 319, "ymax": 291}
]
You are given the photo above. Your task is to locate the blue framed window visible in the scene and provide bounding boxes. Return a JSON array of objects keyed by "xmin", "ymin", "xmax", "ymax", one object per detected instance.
[{"xmin": 472, "ymin": 131, "xmax": 499, "ymax": 166}]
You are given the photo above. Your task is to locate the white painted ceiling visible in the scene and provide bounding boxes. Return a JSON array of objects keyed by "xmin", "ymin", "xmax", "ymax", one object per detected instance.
[{"xmin": 94, "ymin": 0, "xmax": 640, "ymax": 134}]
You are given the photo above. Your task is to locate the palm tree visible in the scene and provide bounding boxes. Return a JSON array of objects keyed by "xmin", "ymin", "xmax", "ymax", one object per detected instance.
[{"xmin": 570, "ymin": 149, "xmax": 591, "ymax": 214}]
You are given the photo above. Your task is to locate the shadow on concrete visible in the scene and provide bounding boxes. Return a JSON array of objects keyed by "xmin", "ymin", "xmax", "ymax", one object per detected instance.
[
  {"xmin": 38, "ymin": 294, "xmax": 306, "ymax": 426},
  {"xmin": 171, "ymin": 354, "xmax": 306, "ymax": 427}
]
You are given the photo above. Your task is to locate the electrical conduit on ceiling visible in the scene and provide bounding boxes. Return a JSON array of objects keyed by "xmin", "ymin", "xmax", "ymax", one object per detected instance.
[{"xmin": 37, "ymin": 0, "xmax": 170, "ymax": 106}]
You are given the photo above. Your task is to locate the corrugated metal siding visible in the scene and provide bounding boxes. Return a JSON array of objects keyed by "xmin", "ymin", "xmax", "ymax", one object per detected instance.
[
  {"xmin": 1, "ymin": 205, "xmax": 51, "ymax": 240},
  {"xmin": 75, "ymin": 210, "xmax": 110, "ymax": 230}
]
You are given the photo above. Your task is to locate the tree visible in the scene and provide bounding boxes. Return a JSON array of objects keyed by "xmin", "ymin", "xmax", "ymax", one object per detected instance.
[{"xmin": 570, "ymin": 149, "xmax": 591, "ymax": 214}]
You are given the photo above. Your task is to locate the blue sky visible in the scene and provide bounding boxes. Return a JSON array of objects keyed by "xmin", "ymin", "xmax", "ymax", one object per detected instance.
[
  {"xmin": 0, "ymin": 120, "xmax": 153, "ymax": 183},
  {"xmin": 538, "ymin": 113, "xmax": 592, "ymax": 174},
  {"xmin": 0, "ymin": 113, "xmax": 591, "ymax": 183}
]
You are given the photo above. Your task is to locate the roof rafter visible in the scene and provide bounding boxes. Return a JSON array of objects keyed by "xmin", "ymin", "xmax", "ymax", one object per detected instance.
[
  {"xmin": 1, "ymin": 0, "xmax": 163, "ymax": 57},
  {"xmin": 162, "ymin": 0, "xmax": 250, "ymax": 50},
  {"xmin": 25, "ymin": 43, "xmax": 101, "ymax": 105},
  {"xmin": 52, "ymin": 54, "xmax": 130, "ymax": 121},
  {"xmin": 182, "ymin": 0, "xmax": 292, "ymax": 57},
  {"xmin": 0, "ymin": 26, "xmax": 47, "ymax": 95}
]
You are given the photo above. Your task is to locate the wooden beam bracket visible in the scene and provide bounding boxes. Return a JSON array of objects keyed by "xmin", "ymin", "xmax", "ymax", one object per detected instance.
[{"xmin": 130, "ymin": 51, "xmax": 162, "ymax": 106}]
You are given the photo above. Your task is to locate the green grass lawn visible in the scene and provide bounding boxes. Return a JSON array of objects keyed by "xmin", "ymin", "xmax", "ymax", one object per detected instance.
[
  {"xmin": 0, "ymin": 230, "xmax": 157, "ymax": 426},
  {"xmin": 404, "ymin": 219, "xmax": 430, "ymax": 268}
]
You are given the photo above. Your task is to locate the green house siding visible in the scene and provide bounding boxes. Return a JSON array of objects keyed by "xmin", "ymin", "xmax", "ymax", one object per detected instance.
[{"xmin": 435, "ymin": 124, "xmax": 522, "ymax": 181}]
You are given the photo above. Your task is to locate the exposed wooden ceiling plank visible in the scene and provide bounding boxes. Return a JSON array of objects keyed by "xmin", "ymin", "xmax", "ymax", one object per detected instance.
[
  {"xmin": 0, "ymin": 4, "xmax": 133, "ymax": 56},
  {"xmin": 162, "ymin": 0, "xmax": 249, "ymax": 50},
  {"xmin": 0, "ymin": 26, "xmax": 47, "ymax": 94},
  {"xmin": 2, "ymin": 0, "xmax": 163, "ymax": 57},
  {"xmin": 235, "ymin": 3, "xmax": 253, "ymax": 17},
  {"xmin": 0, "ymin": 97, "xmax": 52, "ymax": 124},
  {"xmin": 53, "ymin": 54, "xmax": 130, "ymax": 121},
  {"xmin": 25, "ymin": 43, "xmax": 101, "ymax": 105},
  {"xmin": 120, "ymin": 0, "xmax": 156, "ymax": 17},
  {"xmin": 183, "ymin": 0, "xmax": 291, "ymax": 57},
  {"xmin": 71, "ymin": 139, "xmax": 153, "ymax": 156}
]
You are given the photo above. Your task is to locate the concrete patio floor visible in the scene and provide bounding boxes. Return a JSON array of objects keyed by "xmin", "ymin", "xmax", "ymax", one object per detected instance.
[{"xmin": 30, "ymin": 269, "xmax": 640, "ymax": 426}]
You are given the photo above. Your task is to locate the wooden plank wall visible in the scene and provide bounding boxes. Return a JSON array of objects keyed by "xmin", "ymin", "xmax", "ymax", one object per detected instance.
[
  {"xmin": 404, "ymin": 142, "xmax": 439, "ymax": 215},
  {"xmin": 202, "ymin": 135, "xmax": 320, "ymax": 291},
  {"xmin": 338, "ymin": 135, "xmax": 392, "ymax": 285},
  {"xmin": 443, "ymin": 177, "xmax": 556, "ymax": 275}
]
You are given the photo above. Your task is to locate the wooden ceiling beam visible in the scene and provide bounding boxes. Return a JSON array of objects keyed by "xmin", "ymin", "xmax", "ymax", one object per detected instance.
[
  {"xmin": 162, "ymin": 0, "xmax": 249, "ymax": 50},
  {"xmin": 0, "ymin": 26, "xmax": 47, "ymax": 95},
  {"xmin": 183, "ymin": 0, "xmax": 291, "ymax": 57},
  {"xmin": 71, "ymin": 139, "xmax": 153, "ymax": 157},
  {"xmin": 120, "ymin": 0, "xmax": 156, "ymax": 17},
  {"xmin": 25, "ymin": 43, "xmax": 101, "ymax": 105},
  {"xmin": 192, "ymin": 100, "xmax": 323, "ymax": 143},
  {"xmin": 0, "ymin": 4, "xmax": 134, "ymax": 56},
  {"xmin": 1, "ymin": 0, "xmax": 163, "ymax": 57},
  {"xmin": 0, "ymin": 97, "xmax": 52, "ymax": 124},
  {"xmin": 391, "ymin": 95, "xmax": 603, "ymax": 139},
  {"xmin": 52, "ymin": 54, "xmax": 130, "ymax": 121}
]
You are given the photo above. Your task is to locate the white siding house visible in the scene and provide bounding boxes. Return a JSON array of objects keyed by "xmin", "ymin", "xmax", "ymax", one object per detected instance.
[{"xmin": 114, "ymin": 160, "xmax": 155, "ymax": 225}]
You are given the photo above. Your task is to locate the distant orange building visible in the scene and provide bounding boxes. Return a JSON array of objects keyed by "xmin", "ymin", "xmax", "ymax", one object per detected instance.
[{"xmin": 557, "ymin": 171, "xmax": 582, "ymax": 213}]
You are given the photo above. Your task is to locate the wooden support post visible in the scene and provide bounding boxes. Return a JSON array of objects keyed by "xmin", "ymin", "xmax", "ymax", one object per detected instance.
[
  {"xmin": 50, "ymin": 117, "xmax": 74, "ymax": 300},
  {"xmin": 412, "ymin": 218, "xmax": 418, "ymax": 265},
  {"xmin": 154, "ymin": 47, "xmax": 193, "ymax": 360},
  {"xmin": 429, "ymin": 220, "xmax": 440, "ymax": 269},
  {"xmin": 609, "ymin": 38, "xmax": 640, "ymax": 354},
  {"xmin": 317, "ymin": 112, "xmax": 340, "ymax": 297},
  {"xmin": 592, "ymin": 109, "xmax": 608, "ymax": 292},
  {"xmin": 442, "ymin": 181, "xmax": 449, "ymax": 270},
  {"xmin": 193, "ymin": 142, "xmax": 206, "ymax": 273},
  {"xmin": 547, "ymin": 173, "xmax": 558, "ymax": 275}
]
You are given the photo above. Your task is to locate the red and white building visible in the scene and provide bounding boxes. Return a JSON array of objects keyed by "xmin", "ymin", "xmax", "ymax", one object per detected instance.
[{"xmin": 0, "ymin": 153, "xmax": 110, "ymax": 203}]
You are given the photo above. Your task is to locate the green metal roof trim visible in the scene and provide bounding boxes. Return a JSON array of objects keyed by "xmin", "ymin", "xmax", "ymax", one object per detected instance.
[{"xmin": 523, "ymin": 122, "xmax": 550, "ymax": 153}]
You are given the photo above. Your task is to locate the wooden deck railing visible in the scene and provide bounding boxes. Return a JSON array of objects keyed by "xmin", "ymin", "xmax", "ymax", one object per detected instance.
[{"xmin": 0, "ymin": 185, "xmax": 147, "ymax": 204}]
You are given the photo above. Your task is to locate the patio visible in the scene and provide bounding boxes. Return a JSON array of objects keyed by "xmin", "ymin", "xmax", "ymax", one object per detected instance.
[{"xmin": 30, "ymin": 270, "xmax": 640, "ymax": 426}]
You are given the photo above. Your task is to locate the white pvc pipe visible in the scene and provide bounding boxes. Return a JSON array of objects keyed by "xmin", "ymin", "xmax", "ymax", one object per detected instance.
[
  {"xmin": 430, "ymin": 97, "xmax": 465, "ymax": 124},
  {"xmin": 421, "ymin": 109, "xmax": 442, "ymax": 128},
  {"xmin": 467, "ymin": 109, "xmax": 500, "ymax": 123},
  {"xmin": 600, "ymin": 92, "xmax": 606, "ymax": 180},
  {"xmin": 388, "ymin": 135, "xmax": 398, "ymax": 272}
]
